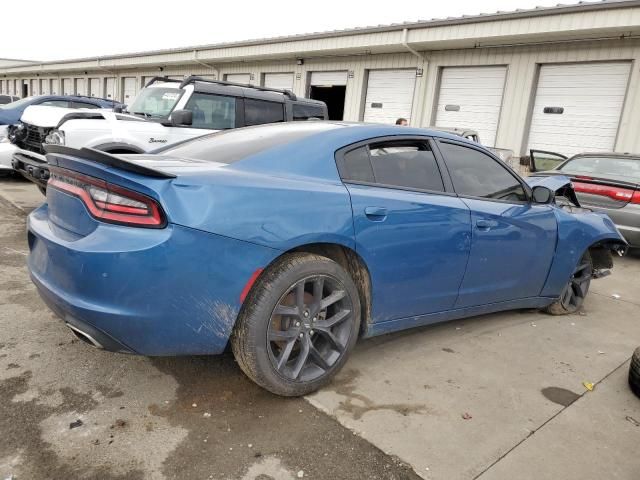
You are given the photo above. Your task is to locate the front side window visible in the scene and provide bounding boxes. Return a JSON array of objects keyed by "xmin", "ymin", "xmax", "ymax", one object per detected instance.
[
  {"xmin": 244, "ymin": 99, "xmax": 285, "ymax": 126},
  {"xmin": 338, "ymin": 141, "xmax": 445, "ymax": 192},
  {"xmin": 184, "ymin": 93, "xmax": 236, "ymax": 130},
  {"xmin": 439, "ymin": 142, "xmax": 527, "ymax": 202},
  {"xmin": 127, "ymin": 87, "xmax": 184, "ymax": 118}
]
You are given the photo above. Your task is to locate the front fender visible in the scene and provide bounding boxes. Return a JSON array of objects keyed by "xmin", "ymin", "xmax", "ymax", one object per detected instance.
[{"xmin": 541, "ymin": 207, "xmax": 627, "ymax": 297}]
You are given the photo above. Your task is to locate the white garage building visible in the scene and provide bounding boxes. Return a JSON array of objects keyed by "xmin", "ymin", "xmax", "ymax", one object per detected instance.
[{"xmin": 1, "ymin": 0, "xmax": 640, "ymax": 158}]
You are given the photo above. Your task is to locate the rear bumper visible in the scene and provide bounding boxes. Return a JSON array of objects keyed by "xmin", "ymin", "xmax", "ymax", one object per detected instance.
[{"xmin": 27, "ymin": 203, "xmax": 280, "ymax": 356}]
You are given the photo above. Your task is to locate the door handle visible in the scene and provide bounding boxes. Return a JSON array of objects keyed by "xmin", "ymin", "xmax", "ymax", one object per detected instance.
[
  {"xmin": 476, "ymin": 219, "xmax": 499, "ymax": 230},
  {"xmin": 364, "ymin": 206, "xmax": 388, "ymax": 221}
]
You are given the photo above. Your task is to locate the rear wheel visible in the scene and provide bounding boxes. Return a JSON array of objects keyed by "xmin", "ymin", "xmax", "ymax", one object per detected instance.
[
  {"xmin": 232, "ymin": 253, "xmax": 360, "ymax": 396},
  {"xmin": 545, "ymin": 251, "xmax": 592, "ymax": 315},
  {"xmin": 629, "ymin": 347, "xmax": 640, "ymax": 399}
]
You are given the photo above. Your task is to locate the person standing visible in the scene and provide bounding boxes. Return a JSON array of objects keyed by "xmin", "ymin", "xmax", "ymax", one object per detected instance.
[{"xmin": 395, "ymin": 118, "xmax": 408, "ymax": 126}]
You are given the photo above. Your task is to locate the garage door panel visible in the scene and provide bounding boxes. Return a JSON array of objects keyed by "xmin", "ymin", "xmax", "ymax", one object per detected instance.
[
  {"xmin": 363, "ymin": 69, "xmax": 416, "ymax": 124},
  {"xmin": 263, "ymin": 73, "xmax": 294, "ymax": 91},
  {"xmin": 310, "ymin": 71, "xmax": 348, "ymax": 86},
  {"xmin": 528, "ymin": 62, "xmax": 630, "ymax": 156},
  {"xmin": 435, "ymin": 66, "xmax": 507, "ymax": 147}
]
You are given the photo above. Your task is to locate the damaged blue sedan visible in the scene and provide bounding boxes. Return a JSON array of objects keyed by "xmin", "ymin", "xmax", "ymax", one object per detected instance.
[{"xmin": 27, "ymin": 122, "xmax": 627, "ymax": 396}]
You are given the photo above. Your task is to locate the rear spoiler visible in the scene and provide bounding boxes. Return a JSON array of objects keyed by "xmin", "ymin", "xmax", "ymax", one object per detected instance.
[{"xmin": 44, "ymin": 145, "xmax": 176, "ymax": 179}]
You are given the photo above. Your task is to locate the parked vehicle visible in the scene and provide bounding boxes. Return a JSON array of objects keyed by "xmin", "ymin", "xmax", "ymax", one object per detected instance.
[
  {"xmin": 430, "ymin": 126, "xmax": 515, "ymax": 166},
  {"xmin": 630, "ymin": 347, "xmax": 640, "ymax": 398},
  {"xmin": 530, "ymin": 150, "xmax": 640, "ymax": 248},
  {"xmin": 27, "ymin": 123, "xmax": 627, "ymax": 396},
  {"xmin": 2, "ymin": 95, "xmax": 121, "ymax": 178},
  {"xmin": 11, "ymin": 76, "xmax": 327, "ymax": 193},
  {"xmin": 0, "ymin": 94, "xmax": 20, "ymax": 105}
]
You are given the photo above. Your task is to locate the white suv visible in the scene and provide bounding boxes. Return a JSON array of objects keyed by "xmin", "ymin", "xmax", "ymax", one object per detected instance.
[{"xmin": 11, "ymin": 76, "xmax": 327, "ymax": 191}]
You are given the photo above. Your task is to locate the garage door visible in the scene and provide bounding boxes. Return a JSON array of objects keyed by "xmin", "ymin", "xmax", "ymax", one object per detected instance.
[
  {"xmin": 122, "ymin": 77, "xmax": 137, "ymax": 105},
  {"xmin": 40, "ymin": 79, "xmax": 50, "ymax": 95},
  {"xmin": 310, "ymin": 71, "xmax": 348, "ymax": 86},
  {"xmin": 264, "ymin": 73, "xmax": 294, "ymax": 91},
  {"xmin": 363, "ymin": 69, "xmax": 416, "ymax": 124},
  {"xmin": 105, "ymin": 78, "xmax": 115, "ymax": 100},
  {"xmin": 76, "ymin": 78, "xmax": 86, "ymax": 96},
  {"xmin": 226, "ymin": 73, "xmax": 251, "ymax": 85},
  {"xmin": 63, "ymin": 79, "xmax": 73, "ymax": 95},
  {"xmin": 89, "ymin": 78, "xmax": 101, "ymax": 97},
  {"xmin": 434, "ymin": 66, "xmax": 507, "ymax": 147},
  {"xmin": 527, "ymin": 62, "xmax": 631, "ymax": 157}
]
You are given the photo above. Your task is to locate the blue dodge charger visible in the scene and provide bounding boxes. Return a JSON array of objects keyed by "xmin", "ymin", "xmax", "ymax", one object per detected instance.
[{"xmin": 27, "ymin": 122, "xmax": 627, "ymax": 396}]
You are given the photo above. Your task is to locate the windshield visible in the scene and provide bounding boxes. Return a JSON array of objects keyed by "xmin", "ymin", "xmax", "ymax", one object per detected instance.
[
  {"xmin": 0, "ymin": 97, "xmax": 35, "ymax": 110},
  {"xmin": 127, "ymin": 88, "xmax": 183, "ymax": 118},
  {"xmin": 559, "ymin": 156, "xmax": 640, "ymax": 183}
]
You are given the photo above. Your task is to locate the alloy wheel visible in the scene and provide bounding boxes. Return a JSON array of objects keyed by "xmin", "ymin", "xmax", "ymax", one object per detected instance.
[{"xmin": 267, "ymin": 274, "xmax": 354, "ymax": 382}]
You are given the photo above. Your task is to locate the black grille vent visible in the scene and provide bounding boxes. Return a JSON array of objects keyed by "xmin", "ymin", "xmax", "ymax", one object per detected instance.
[{"xmin": 15, "ymin": 124, "xmax": 52, "ymax": 155}]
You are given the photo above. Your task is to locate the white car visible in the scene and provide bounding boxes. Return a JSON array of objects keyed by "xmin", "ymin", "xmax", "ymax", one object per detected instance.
[{"xmin": 11, "ymin": 76, "xmax": 327, "ymax": 191}]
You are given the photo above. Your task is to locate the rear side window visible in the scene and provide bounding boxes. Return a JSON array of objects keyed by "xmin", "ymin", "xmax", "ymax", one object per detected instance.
[
  {"xmin": 39, "ymin": 100, "xmax": 70, "ymax": 107},
  {"xmin": 293, "ymin": 103, "xmax": 325, "ymax": 120},
  {"xmin": 338, "ymin": 140, "xmax": 445, "ymax": 192},
  {"xmin": 439, "ymin": 142, "xmax": 527, "ymax": 202},
  {"xmin": 185, "ymin": 93, "xmax": 236, "ymax": 129},
  {"xmin": 71, "ymin": 101, "xmax": 100, "ymax": 109},
  {"xmin": 244, "ymin": 99, "xmax": 285, "ymax": 126}
]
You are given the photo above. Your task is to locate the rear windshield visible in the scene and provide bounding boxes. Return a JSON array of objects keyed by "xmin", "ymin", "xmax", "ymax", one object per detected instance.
[
  {"xmin": 559, "ymin": 156, "xmax": 640, "ymax": 183},
  {"xmin": 157, "ymin": 123, "xmax": 338, "ymax": 164}
]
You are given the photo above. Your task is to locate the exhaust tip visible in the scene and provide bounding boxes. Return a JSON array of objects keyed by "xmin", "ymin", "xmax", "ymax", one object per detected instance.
[{"xmin": 66, "ymin": 323, "xmax": 104, "ymax": 349}]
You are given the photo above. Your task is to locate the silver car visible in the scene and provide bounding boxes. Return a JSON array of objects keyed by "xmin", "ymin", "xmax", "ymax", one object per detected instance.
[{"xmin": 530, "ymin": 150, "xmax": 640, "ymax": 248}]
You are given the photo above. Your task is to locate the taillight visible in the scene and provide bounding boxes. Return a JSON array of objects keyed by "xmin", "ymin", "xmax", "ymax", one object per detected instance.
[
  {"xmin": 48, "ymin": 166, "xmax": 165, "ymax": 228},
  {"xmin": 572, "ymin": 181, "xmax": 636, "ymax": 203},
  {"xmin": 631, "ymin": 190, "xmax": 640, "ymax": 205}
]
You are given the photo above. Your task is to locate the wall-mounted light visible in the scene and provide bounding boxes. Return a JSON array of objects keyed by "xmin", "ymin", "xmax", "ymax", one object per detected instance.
[
  {"xmin": 416, "ymin": 68, "xmax": 423, "ymax": 77},
  {"xmin": 296, "ymin": 58, "xmax": 304, "ymax": 65},
  {"xmin": 348, "ymin": 71, "xmax": 354, "ymax": 78},
  {"xmin": 158, "ymin": 66, "xmax": 164, "ymax": 72}
]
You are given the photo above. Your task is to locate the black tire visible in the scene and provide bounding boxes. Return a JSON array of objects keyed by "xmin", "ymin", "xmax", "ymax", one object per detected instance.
[
  {"xmin": 544, "ymin": 251, "xmax": 593, "ymax": 315},
  {"xmin": 231, "ymin": 252, "xmax": 361, "ymax": 397},
  {"xmin": 630, "ymin": 347, "xmax": 640, "ymax": 399}
]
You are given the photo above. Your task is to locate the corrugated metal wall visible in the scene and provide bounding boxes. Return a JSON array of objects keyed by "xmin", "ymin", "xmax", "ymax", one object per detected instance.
[{"xmin": 1, "ymin": 38, "xmax": 638, "ymax": 155}]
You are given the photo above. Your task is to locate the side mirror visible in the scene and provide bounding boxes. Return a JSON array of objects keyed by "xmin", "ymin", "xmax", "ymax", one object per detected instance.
[
  {"xmin": 532, "ymin": 185, "xmax": 553, "ymax": 204},
  {"xmin": 171, "ymin": 109, "xmax": 193, "ymax": 126},
  {"xmin": 113, "ymin": 104, "xmax": 125, "ymax": 113}
]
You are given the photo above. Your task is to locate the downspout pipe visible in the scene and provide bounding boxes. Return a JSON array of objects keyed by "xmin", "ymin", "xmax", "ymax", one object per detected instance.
[
  {"xmin": 401, "ymin": 28, "xmax": 425, "ymax": 60},
  {"xmin": 193, "ymin": 50, "xmax": 220, "ymax": 79}
]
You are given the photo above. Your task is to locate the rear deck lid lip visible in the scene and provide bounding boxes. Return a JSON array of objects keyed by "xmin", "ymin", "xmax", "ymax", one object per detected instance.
[{"xmin": 44, "ymin": 145, "xmax": 176, "ymax": 179}]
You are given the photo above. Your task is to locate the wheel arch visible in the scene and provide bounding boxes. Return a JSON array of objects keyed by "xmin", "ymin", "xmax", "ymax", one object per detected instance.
[{"xmin": 245, "ymin": 242, "xmax": 373, "ymax": 337}]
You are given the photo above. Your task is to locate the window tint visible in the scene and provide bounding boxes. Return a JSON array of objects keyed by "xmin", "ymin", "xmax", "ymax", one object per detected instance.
[
  {"xmin": 292, "ymin": 103, "xmax": 325, "ymax": 120},
  {"xmin": 440, "ymin": 142, "xmax": 527, "ymax": 202},
  {"xmin": 39, "ymin": 100, "xmax": 70, "ymax": 108},
  {"xmin": 158, "ymin": 122, "xmax": 340, "ymax": 163},
  {"xmin": 71, "ymin": 101, "xmax": 100, "ymax": 109},
  {"xmin": 244, "ymin": 99, "xmax": 285, "ymax": 126},
  {"xmin": 369, "ymin": 142, "xmax": 445, "ymax": 191},
  {"xmin": 338, "ymin": 147, "xmax": 375, "ymax": 183},
  {"xmin": 184, "ymin": 93, "xmax": 236, "ymax": 129}
]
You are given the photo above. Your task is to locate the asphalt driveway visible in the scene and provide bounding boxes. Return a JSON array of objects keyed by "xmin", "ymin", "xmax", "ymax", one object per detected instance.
[{"xmin": 1, "ymin": 177, "xmax": 639, "ymax": 479}]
